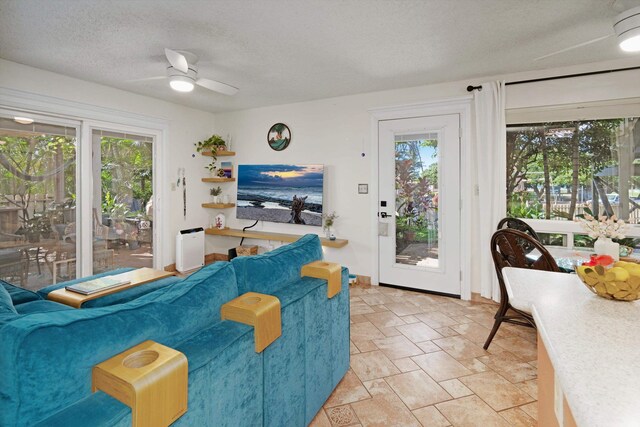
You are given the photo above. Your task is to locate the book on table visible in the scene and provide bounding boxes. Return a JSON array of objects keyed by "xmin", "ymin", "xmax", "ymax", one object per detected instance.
[{"xmin": 65, "ymin": 276, "xmax": 131, "ymax": 295}]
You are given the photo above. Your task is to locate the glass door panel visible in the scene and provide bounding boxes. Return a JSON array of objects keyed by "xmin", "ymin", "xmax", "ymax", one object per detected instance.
[
  {"xmin": 92, "ymin": 129, "xmax": 153, "ymax": 272},
  {"xmin": 0, "ymin": 116, "xmax": 77, "ymax": 288},
  {"xmin": 395, "ymin": 132, "xmax": 440, "ymax": 268}
]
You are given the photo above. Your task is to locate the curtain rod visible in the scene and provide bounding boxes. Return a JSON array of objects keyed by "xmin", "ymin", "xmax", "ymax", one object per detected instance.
[{"xmin": 466, "ymin": 65, "xmax": 640, "ymax": 92}]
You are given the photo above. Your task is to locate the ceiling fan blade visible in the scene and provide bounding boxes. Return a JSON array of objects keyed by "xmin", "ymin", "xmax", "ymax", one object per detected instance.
[
  {"xmin": 534, "ymin": 34, "xmax": 612, "ymax": 61},
  {"xmin": 126, "ymin": 76, "xmax": 166, "ymax": 83},
  {"xmin": 164, "ymin": 48, "xmax": 189, "ymax": 73},
  {"xmin": 196, "ymin": 78, "xmax": 239, "ymax": 96}
]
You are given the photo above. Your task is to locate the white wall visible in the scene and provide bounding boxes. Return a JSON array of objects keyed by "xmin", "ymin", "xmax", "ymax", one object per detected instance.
[
  {"xmin": 2, "ymin": 56, "xmax": 640, "ymax": 290},
  {"xmin": 213, "ymin": 57, "xmax": 640, "ymax": 289},
  {"xmin": 0, "ymin": 59, "xmax": 217, "ymax": 268}
]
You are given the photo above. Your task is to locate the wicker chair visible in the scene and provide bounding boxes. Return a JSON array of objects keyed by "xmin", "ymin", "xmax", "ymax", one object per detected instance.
[{"xmin": 483, "ymin": 228, "xmax": 559, "ymax": 350}]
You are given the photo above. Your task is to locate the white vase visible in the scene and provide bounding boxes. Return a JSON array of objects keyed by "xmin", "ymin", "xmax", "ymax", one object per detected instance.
[
  {"xmin": 594, "ymin": 237, "xmax": 619, "ymax": 261},
  {"xmin": 212, "ymin": 195, "xmax": 220, "ymax": 204}
]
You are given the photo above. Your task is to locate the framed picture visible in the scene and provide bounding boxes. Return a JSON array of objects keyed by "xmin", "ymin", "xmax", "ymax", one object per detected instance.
[{"xmin": 267, "ymin": 123, "xmax": 291, "ymax": 151}]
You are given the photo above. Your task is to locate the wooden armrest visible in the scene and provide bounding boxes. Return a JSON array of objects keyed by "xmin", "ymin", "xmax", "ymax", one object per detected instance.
[
  {"xmin": 221, "ymin": 292, "xmax": 282, "ymax": 352},
  {"xmin": 92, "ymin": 340, "xmax": 188, "ymax": 427},
  {"xmin": 301, "ymin": 261, "xmax": 342, "ymax": 298}
]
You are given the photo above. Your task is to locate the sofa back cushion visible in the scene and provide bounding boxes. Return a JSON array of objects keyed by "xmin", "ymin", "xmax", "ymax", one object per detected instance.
[
  {"xmin": 1, "ymin": 279, "xmax": 41, "ymax": 306},
  {"xmin": 232, "ymin": 234, "xmax": 323, "ymax": 295},
  {"xmin": 0, "ymin": 262, "xmax": 238, "ymax": 427},
  {"xmin": 0, "ymin": 285, "xmax": 17, "ymax": 315}
]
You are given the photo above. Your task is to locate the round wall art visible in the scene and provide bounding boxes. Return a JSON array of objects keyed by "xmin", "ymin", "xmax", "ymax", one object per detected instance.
[{"xmin": 267, "ymin": 123, "xmax": 291, "ymax": 151}]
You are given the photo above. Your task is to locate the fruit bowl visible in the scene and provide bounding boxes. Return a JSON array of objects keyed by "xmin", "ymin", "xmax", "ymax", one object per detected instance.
[{"xmin": 576, "ymin": 261, "xmax": 640, "ymax": 301}]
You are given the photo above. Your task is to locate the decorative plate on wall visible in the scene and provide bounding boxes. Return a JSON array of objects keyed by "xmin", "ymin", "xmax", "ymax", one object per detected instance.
[{"xmin": 267, "ymin": 123, "xmax": 291, "ymax": 151}]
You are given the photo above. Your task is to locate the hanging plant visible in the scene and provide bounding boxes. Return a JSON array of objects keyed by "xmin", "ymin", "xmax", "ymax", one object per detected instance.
[{"xmin": 195, "ymin": 134, "xmax": 227, "ymax": 171}]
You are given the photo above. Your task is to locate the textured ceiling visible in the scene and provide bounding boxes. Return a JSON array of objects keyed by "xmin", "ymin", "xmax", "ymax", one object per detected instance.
[{"xmin": 1, "ymin": 0, "xmax": 640, "ymax": 113}]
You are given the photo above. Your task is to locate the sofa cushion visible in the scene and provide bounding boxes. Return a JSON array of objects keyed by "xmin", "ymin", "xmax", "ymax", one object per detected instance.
[
  {"xmin": 231, "ymin": 234, "xmax": 323, "ymax": 295},
  {"xmin": 1, "ymin": 279, "xmax": 41, "ymax": 305},
  {"xmin": 0, "ymin": 284, "xmax": 17, "ymax": 315}
]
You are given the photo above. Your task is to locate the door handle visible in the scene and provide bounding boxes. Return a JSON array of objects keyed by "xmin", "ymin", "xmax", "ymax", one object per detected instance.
[{"xmin": 379, "ymin": 212, "xmax": 390, "ymax": 218}]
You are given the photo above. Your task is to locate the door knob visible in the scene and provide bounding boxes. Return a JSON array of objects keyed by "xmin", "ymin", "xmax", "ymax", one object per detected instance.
[{"xmin": 379, "ymin": 212, "xmax": 390, "ymax": 218}]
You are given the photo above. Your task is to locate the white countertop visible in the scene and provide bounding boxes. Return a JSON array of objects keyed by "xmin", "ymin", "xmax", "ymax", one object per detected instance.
[{"xmin": 502, "ymin": 267, "xmax": 640, "ymax": 427}]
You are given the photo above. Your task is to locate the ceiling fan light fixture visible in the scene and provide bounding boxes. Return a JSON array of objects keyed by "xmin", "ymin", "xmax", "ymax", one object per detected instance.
[
  {"xmin": 169, "ymin": 75, "xmax": 195, "ymax": 92},
  {"xmin": 14, "ymin": 116, "xmax": 34, "ymax": 125},
  {"xmin": 614, "ymin": 6, "xmax": 640, "ymax": 52}
]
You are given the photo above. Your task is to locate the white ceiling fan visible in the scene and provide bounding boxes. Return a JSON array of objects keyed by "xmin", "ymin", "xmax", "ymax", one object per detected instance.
[
  {"xmin": 161, "ymin": 48, "xmax": 238, "ymax": 95},
  {"xmin": 534, "ymin": 5, "xmax": 640, "ymax": 61}
]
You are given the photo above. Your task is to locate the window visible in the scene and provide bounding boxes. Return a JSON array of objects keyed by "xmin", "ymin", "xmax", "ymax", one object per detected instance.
[
  {"xmin": 507, "ymin": 118, "xmax": 640, "ymax": 223},
  {"xmin": 506, "ymin": 100, "xmax": 640, "ymax": 249}
]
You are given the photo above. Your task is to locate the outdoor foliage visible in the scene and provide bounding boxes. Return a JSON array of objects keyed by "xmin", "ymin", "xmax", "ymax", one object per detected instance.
[
  {"xmin": 507, "ymin": 119, "xmax": 639, "ymax": 221},
  {"xmin": 100, "ymin": 137, "xmax": 152, "ymax": 216},
  {"xmin": 0, "ymin": 134, "xmax": 76, "ymax": 222},
  {"xmin": 395, "ymin": 138, "xmax": 439, "ymax": 251}
]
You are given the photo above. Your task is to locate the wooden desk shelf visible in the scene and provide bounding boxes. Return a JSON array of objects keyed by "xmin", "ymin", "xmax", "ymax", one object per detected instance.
[
  {"xmin": 201, "ymin": 203, "xmax": 235, "ymax": 209},
  {"xmin": 205, "ymin": 227, "xmax": 348, "ymax": 248},
  {"xmin": 201, "ymin": 177, "xmax": 235, "ymax": 183}
]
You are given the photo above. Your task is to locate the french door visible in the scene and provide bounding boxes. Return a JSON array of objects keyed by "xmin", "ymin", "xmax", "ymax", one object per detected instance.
[{"xmin": 378, "ymin": 114, "xmax": 461, "ymax": 296}]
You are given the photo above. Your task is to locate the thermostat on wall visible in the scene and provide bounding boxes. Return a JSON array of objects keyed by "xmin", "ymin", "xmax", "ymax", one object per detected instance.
[{"xmin": 358, "ymin": 184, "xmax": 368, "ymax": 194}]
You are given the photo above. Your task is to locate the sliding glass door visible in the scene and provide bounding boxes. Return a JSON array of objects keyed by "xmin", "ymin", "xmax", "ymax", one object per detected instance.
[
  {"xmin": 0, "ymin": 115, "xmax": 79, "ymax": 289},
  {"xmin": 0, "ymin": 110, "xmax": 159, "ymax": 290},
  {"xmin": 92, "ymin": 129, "xmax": 154, "ymax": 272}
]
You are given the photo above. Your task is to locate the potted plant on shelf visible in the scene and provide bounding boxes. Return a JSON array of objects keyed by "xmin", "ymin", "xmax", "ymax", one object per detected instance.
[
  {"xmin": 195, "ymin": 134, "xmax": 227, "ymax": 174},
  {"xmin": 210, "ymin": 186, "xmax": 222, "ymax": 203}
]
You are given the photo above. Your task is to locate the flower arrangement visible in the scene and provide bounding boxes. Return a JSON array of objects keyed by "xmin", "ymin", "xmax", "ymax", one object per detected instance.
[
  {"xmin": 322, "ymin": 211, "xmax": 338, "ymax": 231},
  {"xmin": 577, "ymin": 213, "xmax": 626, "ymax": 239}
]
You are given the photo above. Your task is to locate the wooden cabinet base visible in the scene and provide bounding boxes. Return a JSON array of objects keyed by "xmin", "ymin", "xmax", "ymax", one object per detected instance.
[
  {"xmin": 538, "ymin": 333, "xmax": 577, "ymax": 427},
  {"xmin": 301, "ymin": 261, "xmax": 342, "ymax": 298},
  {"xmin": 92, "ymin": 340, "xmax": 188, "ymax": 427},
  {"xmin": 221, "ymin": 292, "xmax": 282, "ymax": 352}
]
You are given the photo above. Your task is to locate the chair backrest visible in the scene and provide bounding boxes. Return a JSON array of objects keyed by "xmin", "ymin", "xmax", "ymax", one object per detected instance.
[
  {"xmin": 490, "ymin": 228, "xmax": 559, "ymax": 303},
  {"xmin": 497, "ymin": 217, "xmax": 540, "ymax": 255},
  {"xmin": 496, "ymin": 217, "xmax": 540, "ymax": 241}
]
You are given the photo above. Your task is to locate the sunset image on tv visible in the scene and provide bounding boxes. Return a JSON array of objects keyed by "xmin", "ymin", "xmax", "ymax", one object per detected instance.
[{"xmin": 236, "ymin": 164, "xmax": 324, "ymax": 226}]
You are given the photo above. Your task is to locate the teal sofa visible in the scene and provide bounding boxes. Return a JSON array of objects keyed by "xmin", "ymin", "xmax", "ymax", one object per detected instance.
[{"xmin": 0, "ymin": 234, "xmax": 349, "ymax": 427}]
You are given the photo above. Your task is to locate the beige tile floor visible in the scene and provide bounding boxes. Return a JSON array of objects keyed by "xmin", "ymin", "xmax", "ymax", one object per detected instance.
[{"xmin": 310, "ymin": 284, "xmax": 538, "ymax": 427}]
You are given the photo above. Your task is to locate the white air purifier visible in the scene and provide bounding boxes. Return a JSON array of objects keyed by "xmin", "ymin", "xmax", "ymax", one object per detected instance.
[{"xmin": 176, "ymin": 227, "xmax": 205, "ymax": 273}]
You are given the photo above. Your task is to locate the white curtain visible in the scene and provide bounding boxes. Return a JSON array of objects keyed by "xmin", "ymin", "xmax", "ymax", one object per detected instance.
[{"xmin": 472, "ymin": 81, "xmax": 506, "ymax": 301}]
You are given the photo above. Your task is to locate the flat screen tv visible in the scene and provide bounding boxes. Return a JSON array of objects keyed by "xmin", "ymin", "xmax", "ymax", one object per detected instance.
[{"xmin": 236, "ymin": 164, "xmax": 323, "ymax": 226}]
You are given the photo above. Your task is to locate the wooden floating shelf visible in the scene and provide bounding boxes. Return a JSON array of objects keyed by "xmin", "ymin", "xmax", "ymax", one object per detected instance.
[
  {"xmin": 205, "ymin": 227, "xmax": 349, "ymax": 248},
  {"xmin": 201, "ymin": 177, "xmax": 236, "ymax": 183},
  {"xmin": 202, "ymin": 203, "xmax": 236, "ymax": 209},
  {"xmin": 201, "ymin": 150, "xmax": 235, "ymax": 157}
]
